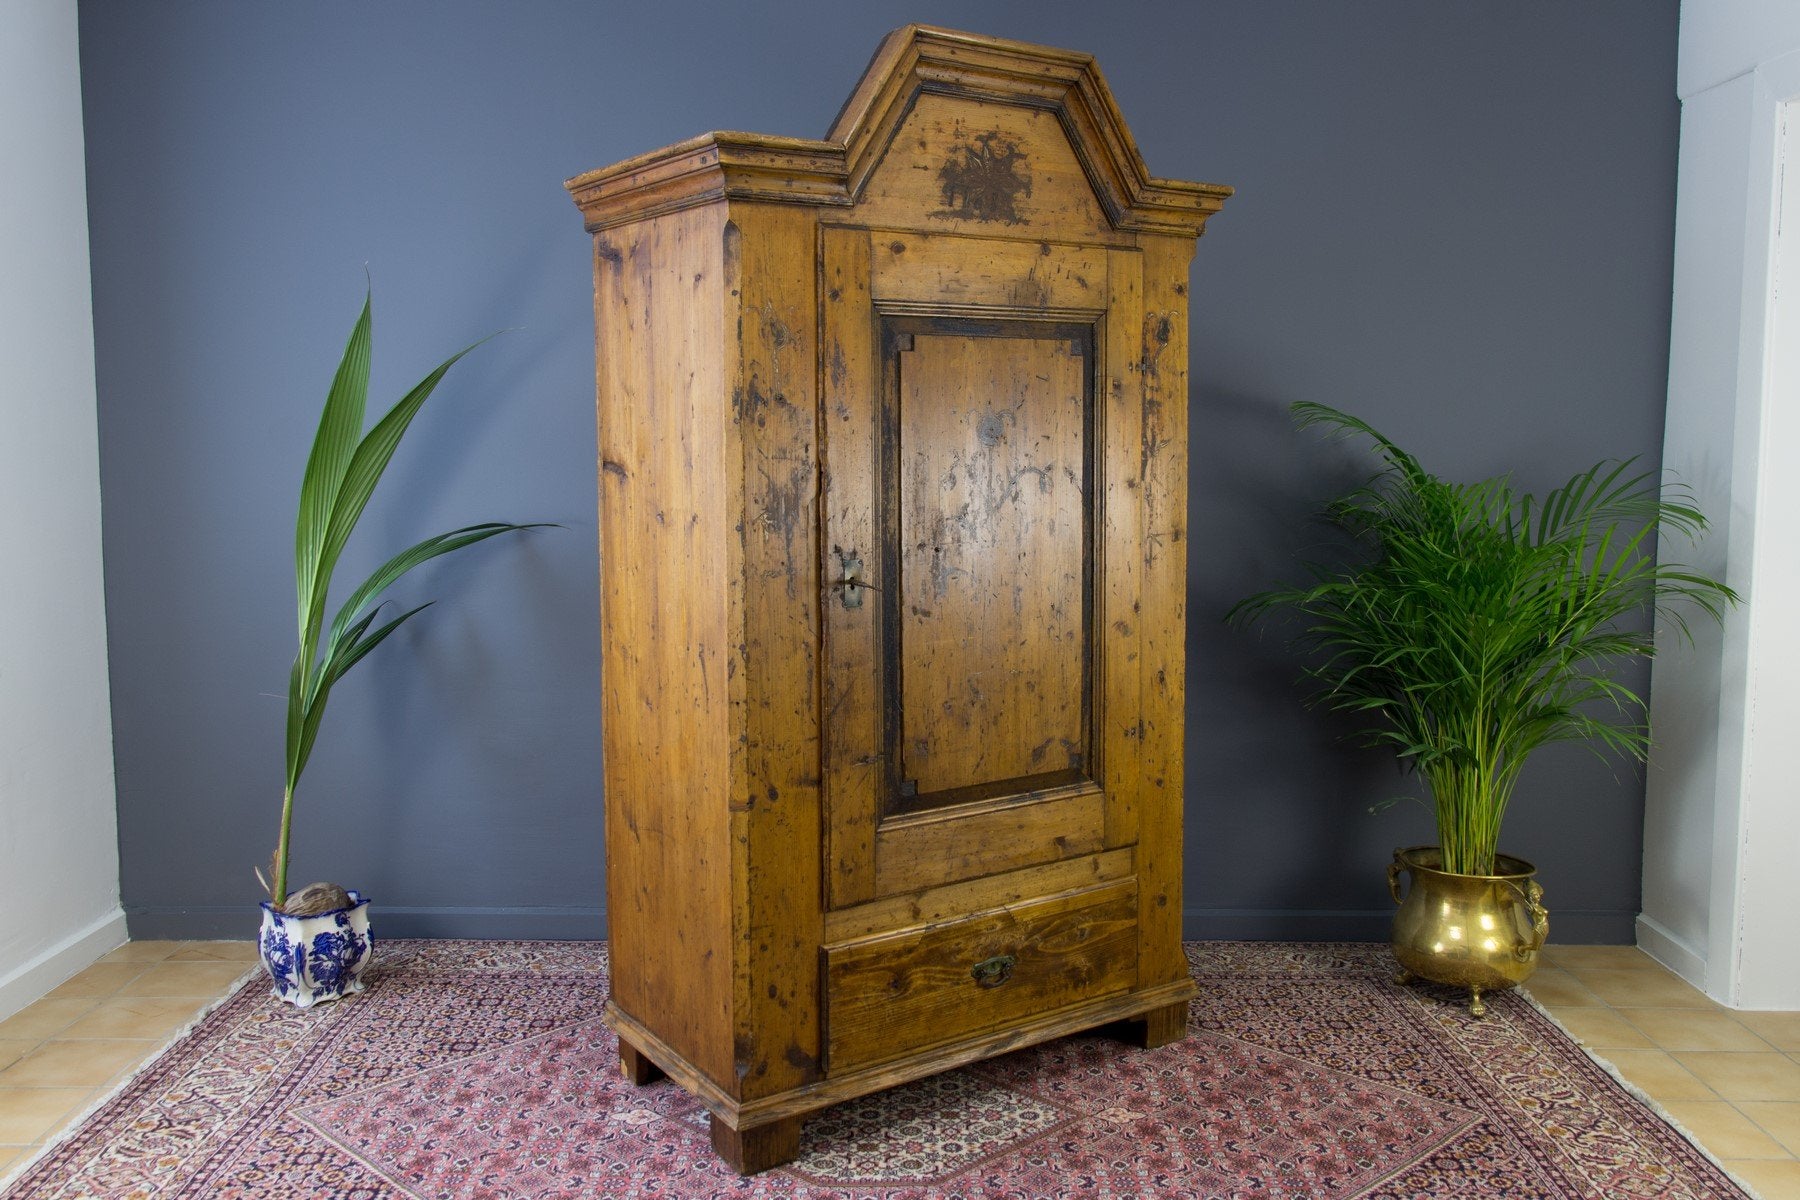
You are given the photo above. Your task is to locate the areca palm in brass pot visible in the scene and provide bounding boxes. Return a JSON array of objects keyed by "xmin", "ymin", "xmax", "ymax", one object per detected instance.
[
  {"xmin": 1233, "ymin": 403, "xmax": 1734, "ymax": 1016},
  {"xmin": 1388, "ymin": 846, "xmax": 1547, "ymax": 1016}
]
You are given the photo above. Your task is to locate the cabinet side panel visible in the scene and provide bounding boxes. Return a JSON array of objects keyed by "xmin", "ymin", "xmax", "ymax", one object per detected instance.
[
  {"xmin": 1135, "ymin": 235, "xmax": 1195, "ymax": 989},
  {"xmin": 594, "ymin": 206, "xmax": 734, "ymax": 1087},
  {"xmin": 722, "ymin": 203, "xmax": 825, "ymax": 1100}
]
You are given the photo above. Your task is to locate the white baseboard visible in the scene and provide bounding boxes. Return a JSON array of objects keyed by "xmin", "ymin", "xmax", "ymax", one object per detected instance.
[
  {"xmin": 0, "ymin": 908, "xmax": 128, "ymax": 1023},
  {"xmin": 1635, "ymin": 913, "xmax": 1713, "ymax": 997}
]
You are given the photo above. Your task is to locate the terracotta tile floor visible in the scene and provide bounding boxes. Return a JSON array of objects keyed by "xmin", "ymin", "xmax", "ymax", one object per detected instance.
[
  {"xmin": 1529, "ymin": 944, "xmax": 1800, "ymax": 1199},
  {"xmin": 0, "ymin": 941, "xmax": 1797, "ymax": 1195},
  {"xmin": 0, "ymin": 940, "xmax": 257, "ymax": 1178}
]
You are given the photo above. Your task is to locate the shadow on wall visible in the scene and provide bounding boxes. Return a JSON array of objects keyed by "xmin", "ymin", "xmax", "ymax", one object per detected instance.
[{"xmin": 1186, "ymin": 386, "xmax": 1437, "ymax": 933}]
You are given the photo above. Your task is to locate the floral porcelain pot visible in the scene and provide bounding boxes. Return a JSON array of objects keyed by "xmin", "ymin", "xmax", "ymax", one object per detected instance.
[{"xmin": 258, "ymin": 890, "xmax": 373, "ymax": 1008}]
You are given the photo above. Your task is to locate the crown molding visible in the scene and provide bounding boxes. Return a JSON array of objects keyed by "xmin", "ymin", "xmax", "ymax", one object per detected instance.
[{"xmin": 567, "ymin": 25, "xmax": 1231, "ymax": 237}]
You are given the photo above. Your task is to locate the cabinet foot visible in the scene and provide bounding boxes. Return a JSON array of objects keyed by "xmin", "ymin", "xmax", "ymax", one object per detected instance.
[
  {"xmin": 1115, "ymin": 999, "xmax": 1190, "ymax": 1049},
  {"xmin": 710, "ymin": 1113, "xmax": 802, "ymax": 1175},
  {"xmin": 618, "ymin": 1038, "xmax": 666, "ymax": 1086}
]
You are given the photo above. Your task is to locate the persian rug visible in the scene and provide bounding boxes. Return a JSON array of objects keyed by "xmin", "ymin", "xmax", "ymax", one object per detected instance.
[{"xmin": 1, "ymin": 941, "xmax": 1750, "ymax": 1199}]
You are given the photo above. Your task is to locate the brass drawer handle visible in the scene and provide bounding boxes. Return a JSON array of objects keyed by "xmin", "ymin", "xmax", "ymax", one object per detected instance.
[{"xmin": 971, "ymin": 954, "xmax": 1016, "ymax": 988}]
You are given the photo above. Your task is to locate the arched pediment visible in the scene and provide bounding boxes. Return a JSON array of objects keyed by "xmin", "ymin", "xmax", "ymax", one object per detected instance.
[
  {"xmin": 830, "ymin": 25, "xmax": 1231, "ymax": 237},
  {"xmin": 567, "ymin": 25, "xmax": 1230, "ymax": 238}
]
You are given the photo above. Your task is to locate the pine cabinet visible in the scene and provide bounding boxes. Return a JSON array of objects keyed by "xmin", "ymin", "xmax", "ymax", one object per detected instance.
[{"xmin": 566, "ymin": 25, "xmax": 1229, "ymax": 1174}]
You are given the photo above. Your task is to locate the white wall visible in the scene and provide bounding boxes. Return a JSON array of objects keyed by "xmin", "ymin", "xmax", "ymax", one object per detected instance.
[
  {"xmin": 0, "ymin": 0, "xmax": 127, "ymax": 1019},
  {"xmin": 1641, "ymin": 1, "xmax": 1800, "ymax": 1007},
  {"xmin": 1679, "ymin": 0, "xmax": 1800, "ymax": 97},
  {"xmin": 1735, "ymin": 108, "xmax": 1800, "ymax": 1005}
]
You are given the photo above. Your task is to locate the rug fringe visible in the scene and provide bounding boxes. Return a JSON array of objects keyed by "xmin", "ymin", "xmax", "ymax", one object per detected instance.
[
  {"xmin": 1515, "ymin": 985, "xmax": 1769, "ymax": 1200},
  {"xmin": 0, "ymin": 962, "xmax": 263, "ymax": 1192}
]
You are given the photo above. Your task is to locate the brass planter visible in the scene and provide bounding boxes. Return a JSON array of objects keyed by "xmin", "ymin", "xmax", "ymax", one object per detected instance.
[{"xmin": 1388, "ymin": 845, "xmax": 1548, "ymax": 1017}]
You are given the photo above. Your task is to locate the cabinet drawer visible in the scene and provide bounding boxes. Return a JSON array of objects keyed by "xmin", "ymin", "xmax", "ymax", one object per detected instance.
[{"xmin": 824, "ymin": 880, "xmax": 1138, "ymax": 1074}]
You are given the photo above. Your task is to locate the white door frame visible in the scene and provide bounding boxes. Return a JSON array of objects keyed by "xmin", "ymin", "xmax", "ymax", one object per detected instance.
[{"xmin": 1642, "ymin": 46, "xmax": 1800, "ymax": 1008}]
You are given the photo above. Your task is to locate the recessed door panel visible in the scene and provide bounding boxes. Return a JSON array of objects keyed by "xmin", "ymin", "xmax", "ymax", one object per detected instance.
[
  {"xmin": 887, "ymin": 325, "xmax": 1093, "ymax": 811},
  {"xmin": 820, "ymin": 227, "xmax": 1142, "ymax": 905}
]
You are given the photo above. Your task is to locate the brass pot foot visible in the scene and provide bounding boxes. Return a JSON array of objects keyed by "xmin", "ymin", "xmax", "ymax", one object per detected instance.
[
  {"xmin": 1392, "ymin": 968, "xmax": 1416, "ymax": 987},
  {"xmin": 1468, "ymin": 987, "xmax": 1487, "ymax": 1018}
]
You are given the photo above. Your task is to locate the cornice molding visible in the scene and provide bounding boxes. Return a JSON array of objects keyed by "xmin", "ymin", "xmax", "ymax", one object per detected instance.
[{"xmin": 567, "ymin": 25, "xmax": 1231, "ymax": 236}]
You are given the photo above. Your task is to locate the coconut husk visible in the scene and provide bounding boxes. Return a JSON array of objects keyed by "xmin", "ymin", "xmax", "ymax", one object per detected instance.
[{"xmin": 280, "ymin": 881, "xmax": 354, "ymax": 916}]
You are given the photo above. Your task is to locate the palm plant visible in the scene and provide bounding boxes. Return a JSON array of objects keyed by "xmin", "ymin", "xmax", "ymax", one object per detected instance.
[
  {"xmin": 269, "ymin": 294, "xmax": 544, "ymax": 910},
  {"xmin": 1231, "ymin": 402, "xmax": 1735, "ymax": 876}
]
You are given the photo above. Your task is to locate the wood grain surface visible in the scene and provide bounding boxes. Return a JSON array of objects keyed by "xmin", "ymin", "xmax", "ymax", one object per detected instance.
[
  {"xmin": 722, "ymin": 203, "xmax": 826, "ymax": 1101},
  {"xmin": 851, "ymin": 92, "xmax": 1115, "ymax": 241},
  {"xmin": 895, "ymin": 329, "xmax": 1089, "ymax": 799},
  {"xmin": 591, "ymin": 206, "xmax": 736, "ymax": 1088},
  {"xmin": 825, "ymin": 880, "xmax": 1139, "ymax": 1073},
  {"xmin": 820, "ymin": 225, "xmax": 882, "ymax": 911}
]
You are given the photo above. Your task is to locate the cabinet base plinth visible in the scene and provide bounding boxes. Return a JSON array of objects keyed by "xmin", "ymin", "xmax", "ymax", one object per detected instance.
[
  {"xmin": 710, "ymin": 1113, "xmax": 802, "ymax": 1175},
  {"xmin": 608, "ymin": 979, "xmax": 1193, "ymax": 1175},
  {"xmin": 1114, "ymin": 999, "xmax": 1190, "ymax": 1049},
  {"xmin": 618, "ymin": 1037, "xmax": 666, "ymax": 1086}
]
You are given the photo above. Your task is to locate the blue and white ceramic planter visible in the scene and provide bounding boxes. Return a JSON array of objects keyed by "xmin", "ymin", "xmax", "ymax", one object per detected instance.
[{"xmin": 258, "ymin": 891, "xmax": 373, "ymax": 1008}]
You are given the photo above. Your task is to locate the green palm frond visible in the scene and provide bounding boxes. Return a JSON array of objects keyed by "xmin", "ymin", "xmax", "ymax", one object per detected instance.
[
  {"xmin": 273, "ymin": 292, "xmax": 553, "ymax": 909},
  {"xmin": 1230, "ymin": 403, "xmax": 1736, "ymax": 875}
]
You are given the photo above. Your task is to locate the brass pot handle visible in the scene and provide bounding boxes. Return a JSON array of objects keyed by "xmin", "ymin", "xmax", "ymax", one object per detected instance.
[
  {"xmin": 1506, "ymin": 879, "xmax": 1549, "ymax": 961},
  {"xmin": 971, "ymin": 954, "xmax": 1016, "ymax": 989},
  {"xmin": 1387, "ymin": 856, "xmax": 1406, "ymax": 905}
]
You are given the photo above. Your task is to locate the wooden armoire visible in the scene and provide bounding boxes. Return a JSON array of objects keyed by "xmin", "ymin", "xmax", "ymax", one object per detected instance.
[{"xmin": 567, "ymin": 25, "xmax": 1229, "ymax": 1174}]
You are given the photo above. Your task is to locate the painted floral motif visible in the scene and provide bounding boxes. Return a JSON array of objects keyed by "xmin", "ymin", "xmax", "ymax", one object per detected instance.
[
  {"xmin": 935, "ymin": 131, "xmax": 1032, "ymax": 224},
  {"xmin": 258, "ymin": 921, "xmax": 298, "ymax": 993},
  {"xmin": 257, "ymin": 891, "xmax": 373, "ymax": 1008}
]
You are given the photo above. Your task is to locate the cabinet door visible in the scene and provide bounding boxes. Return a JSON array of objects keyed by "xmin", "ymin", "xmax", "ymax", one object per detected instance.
[
  {"xmin": 821, "ymin": 227, "xmax": 1147, "ymax": 905},
  {"xmin": 886, "ymin": 322, "xmax": 1091, "ymax": 809}
]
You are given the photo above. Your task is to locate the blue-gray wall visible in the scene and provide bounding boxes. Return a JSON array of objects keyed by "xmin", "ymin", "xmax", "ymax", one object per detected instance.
[{"xmin": 79, "ymin": 1, "xmax": 1679, "ymax": 942}]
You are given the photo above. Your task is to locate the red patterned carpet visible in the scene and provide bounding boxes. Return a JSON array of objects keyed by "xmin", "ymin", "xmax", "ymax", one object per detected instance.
[{"xmin": 0, "ymin": 941, "xmax": 1749, "ymax": 1199}]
